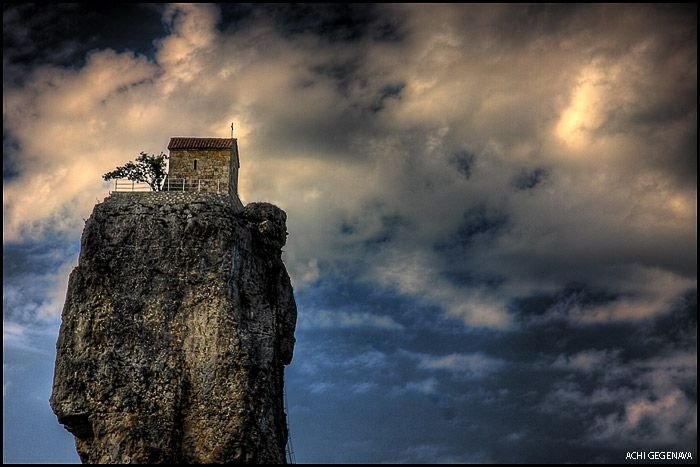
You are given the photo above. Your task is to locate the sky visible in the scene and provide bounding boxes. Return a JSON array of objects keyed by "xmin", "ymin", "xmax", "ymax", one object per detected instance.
[{"xmin": 2, "ymin": 3, "xmax": 697, "ymax": 463}]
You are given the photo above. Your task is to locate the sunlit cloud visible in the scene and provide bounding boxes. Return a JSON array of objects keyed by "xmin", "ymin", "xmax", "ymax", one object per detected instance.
[
  {"xmin": 542, "ymin": 349, "xmax": 697, "ymax": 446},
  {"xmin": 555, "ymin": 65, "xmax": 607, "ymax": 148},
  {"xmin": 411, "ymin": 351, "xmax": 505, "ymax": 379}
]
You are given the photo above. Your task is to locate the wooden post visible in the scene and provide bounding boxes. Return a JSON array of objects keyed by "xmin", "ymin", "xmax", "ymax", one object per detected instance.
[{"xmin": 198, "ymin": 179, "xmax": 201, "ymax": 192}]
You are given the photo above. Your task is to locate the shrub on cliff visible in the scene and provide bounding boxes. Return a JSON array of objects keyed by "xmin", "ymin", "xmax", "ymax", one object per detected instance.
[{"xmin": 103, "ymin": 152, "xmax": 169, "ymax": 191}]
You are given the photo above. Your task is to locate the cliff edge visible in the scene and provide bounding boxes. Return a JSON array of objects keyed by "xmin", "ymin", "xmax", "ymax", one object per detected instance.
[{"xmin": 50, "ymin": 192, "xmax": 297, "ymax": 464}]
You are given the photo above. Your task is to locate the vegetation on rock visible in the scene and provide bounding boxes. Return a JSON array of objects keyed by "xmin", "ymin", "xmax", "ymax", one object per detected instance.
[{"xmin": 102, "ymin": 152, "xmax": 169, "ymax": 191}]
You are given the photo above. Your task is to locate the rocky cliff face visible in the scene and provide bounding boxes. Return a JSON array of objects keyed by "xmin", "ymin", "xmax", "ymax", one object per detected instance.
[{"xmin": 50, "ymin": 192, "xmax": 297, "ymax": 464}]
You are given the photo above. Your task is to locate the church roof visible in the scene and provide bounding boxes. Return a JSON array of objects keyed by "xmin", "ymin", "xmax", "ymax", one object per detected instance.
[{"xmin": 168, "ymin": 137, "xmax": 235, "ymax": 150}]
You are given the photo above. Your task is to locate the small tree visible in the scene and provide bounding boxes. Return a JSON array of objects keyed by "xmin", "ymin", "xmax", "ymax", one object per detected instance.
[{"xmin": 103, "ymin": 152, "xmax": 169, "ymax": 191}]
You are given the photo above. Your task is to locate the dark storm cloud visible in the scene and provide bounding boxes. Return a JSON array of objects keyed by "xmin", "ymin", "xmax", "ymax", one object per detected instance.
[
  {"xmin": 640, "ymin": 291, "xmax": 697, "ymax": 352},
  {"xmin": 2, "ymin": 3, "xmax": 165, "ymax": 86},
  {"xmin": 451, "ymin": 206, "xmax": 509, "ymax": 248},
  {"xmin": 218, "ymin": 3, "xmax": 401, "ymax": 43},
  {"xmin": 310, "ymin": 59, "xmax": 364, "ymax": 95},
  {"xmin": 491, "ymin": 4, "xmax": 586, "ymax": 43},
  {"xmin": 431, "ymin": 206, "xmax": 511, "ymax": 287},
  {"xmin": 2, "ymin": 128, "xmax": 23, "ymax": 181},
  {"xmin": 450, "ymin": 150, "xmax": 475, "ymax": 179},
  {"xmin": 512, "ymin": 168, "xmax": 547, "ymax": 191},
  {"xmin": 3, "ymin": 3, "xmax": 86, "ymax": 68},
  {"xmin": 368, "ymin": 83, "xmax": 404, "ymax": 113}
]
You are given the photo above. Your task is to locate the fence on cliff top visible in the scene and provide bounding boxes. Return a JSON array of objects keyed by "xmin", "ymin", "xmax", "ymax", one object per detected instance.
[{"xmin": 111, "ymin": 178, "xmax": 226, "ymax": 193}]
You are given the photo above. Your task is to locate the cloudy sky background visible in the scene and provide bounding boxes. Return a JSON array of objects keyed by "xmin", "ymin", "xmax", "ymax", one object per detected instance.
[{"xmin": 3, "ymin": 3, "xmax": 697, "ymax": 463}]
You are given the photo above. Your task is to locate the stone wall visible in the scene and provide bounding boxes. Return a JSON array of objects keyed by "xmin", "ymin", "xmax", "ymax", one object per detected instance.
[
  {"xmin": 169, "ymin": 149, "xmax": 232, "ymax": 193},
  {"xmin": 109, "ymin": 191, "xmax": 243, "ymax": 211}
]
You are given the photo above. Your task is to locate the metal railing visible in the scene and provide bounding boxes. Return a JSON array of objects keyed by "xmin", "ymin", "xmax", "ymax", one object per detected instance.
[
  {"xmin": 111, "ymin": 178, "xmax": 227, "ymax": 193},
  {"xmin": 112, "ymin": 179, "xmax": 151, "ymax": 192},
  {"xmin": 163, "ymin": 178, "xmax": 225, "ymax": 193}
]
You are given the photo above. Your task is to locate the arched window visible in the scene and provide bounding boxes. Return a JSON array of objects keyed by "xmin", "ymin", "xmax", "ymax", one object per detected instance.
[{"xmin": 193, "ymin": 159, "xmax": 198, "ymax": 170}]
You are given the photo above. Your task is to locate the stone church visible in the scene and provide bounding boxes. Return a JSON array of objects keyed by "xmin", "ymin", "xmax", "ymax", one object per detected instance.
[{"xmin": 165, "ymin": 137, "xmax": 240, "ymax": 198}]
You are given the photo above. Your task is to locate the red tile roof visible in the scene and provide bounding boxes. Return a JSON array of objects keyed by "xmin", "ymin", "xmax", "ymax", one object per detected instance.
[{"xmin": 168, "ymin": 137, "xmax": 235, "ymax": 150}]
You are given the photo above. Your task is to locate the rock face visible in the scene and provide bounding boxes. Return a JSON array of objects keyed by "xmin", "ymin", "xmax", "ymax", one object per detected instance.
[{"xmin": 50, "ymin": 192, "xmax": 297, "ymax": 464}]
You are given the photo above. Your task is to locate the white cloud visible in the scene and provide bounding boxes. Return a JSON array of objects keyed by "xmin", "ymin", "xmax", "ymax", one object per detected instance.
[
  {"xmin": 298, "ymin": 308, "xmax": 404, "ymax": 331},
  {"xmin": 2, "ymin": 321, "xmax": 55, "ymax": 354},
  {"xmin": 395, "ymin": 377, "xmax": 439, "ymax": 395},
  {"xmin": 374, "ymin": 250, "xmax": 514, "ymax": 328},
  {"xmin": 504, "ymin": 432, "xmax": 524, "ymax": 443},
  {"xmin": 390, "ymin": 442, "xmax": 494, "ymax": 464},
  {"xmin": 3, "ymin": 322, "xmax": 29, "ymax": 349},
  {"xmin": 157, "ymin": 3, "xmax": 221, "ymax": 91},
  {"xmin": 534, "ymin": 266, "xmax": 696, "ymax": 325},
  {"xmin": 591, "ymin": 389, "xmax": 696, "ymax": 445},
  {"xmin": 3, "ymin": 254, "xmax": 78, "ymax": 323},
  {"xmin": 295, "ymin": 348, "xmax": 388, "ymax": 376},
  {"xmin": 288, "ymin": 258, "xmax": 320, "ymax": 287},
  {"xmin": 541, "ymin": 350, "xmax": 697, "ymax": 445},
  {"xmin": 553, "ymin": 349, "xmax": 621, "ymax": 373},
  {"xmin": 346, "ymin": 350, "xmax": 388, "ymax": 370},
  {"xmin": 350, "ymin": 382, "xmax": 377, "ymax": 394},
  {"xmin": 308, "ymin": 381, "xmax": 334, "ymax": 395},
  {"xmin": 405, "ymin": 350, "xmax": 504, "ymax": 379}
]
